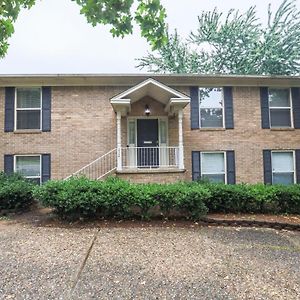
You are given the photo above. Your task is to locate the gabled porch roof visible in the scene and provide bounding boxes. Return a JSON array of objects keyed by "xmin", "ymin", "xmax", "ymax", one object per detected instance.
[{"xmin": 110, "ymin": 78, "xmax": 190, "ymax": 116}]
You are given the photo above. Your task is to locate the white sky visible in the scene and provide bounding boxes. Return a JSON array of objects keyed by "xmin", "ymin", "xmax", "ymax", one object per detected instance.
[{"xmin": 0, "ymin": 0, "xmax": 298, "ymax": 74}]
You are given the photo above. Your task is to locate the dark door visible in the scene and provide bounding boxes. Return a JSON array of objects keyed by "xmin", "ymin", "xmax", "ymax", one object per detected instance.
[{"xmin": 137, "ymin": 119, "xmax": 159, "ymax": 167}]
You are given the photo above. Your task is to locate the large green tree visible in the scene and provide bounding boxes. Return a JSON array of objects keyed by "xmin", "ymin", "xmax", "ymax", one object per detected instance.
[
  {"xmin": 138, "ymin": 0, "xmax": 300, "ymax": 75},
  {"xmin": 0, "ymin": 0, "xmax": 167, "ymax": 58}
]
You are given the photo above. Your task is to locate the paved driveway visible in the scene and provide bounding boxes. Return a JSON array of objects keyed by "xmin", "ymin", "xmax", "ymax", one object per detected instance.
[{"xmin": 0, "ymin": 221, "xmax": 300, "ymax": 300}]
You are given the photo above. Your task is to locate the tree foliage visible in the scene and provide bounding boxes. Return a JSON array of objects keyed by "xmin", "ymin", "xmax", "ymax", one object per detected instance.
[
  {"xmin": 0, "ymin": 0, "xmax": 167, "ymax": 58},
  {"xmin": 138, "ymin": 0, "xmax": 300, "ymax": 75},
  {"xmin": 0, "ymin": 0, "xmax": 35, "ymax": 58}
]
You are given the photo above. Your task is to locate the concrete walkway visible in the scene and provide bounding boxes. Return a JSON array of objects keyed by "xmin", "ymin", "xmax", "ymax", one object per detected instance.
[{"xmin": 0, "ymin": 222, "xmax": 300, "ymax": 299}]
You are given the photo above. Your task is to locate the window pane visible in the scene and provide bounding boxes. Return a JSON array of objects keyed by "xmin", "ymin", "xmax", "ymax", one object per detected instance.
[
  {"xmin": 272, "ymin": 152, "xmax": 294, "ymax": 172},
  {"xmin": 269, "ymin": 89, "xmax": 290, "ymax": 107},
  {"xmin": 200, "ymin": 108, "xmax": 223, "ymax": 127},
  {"xmin": 202, "ymin": 153, "xmax": 225, "ymax": 173},
  {"xmin": 273, "ymin": 173, "xmax": 294, "ymax": 185},
  {"xmin": 202, "ymin": 174, "xmax": 225, "ymax": 183},
  {"xmin": 270, "ymin": 109, "xmax": 291, "ymax": 127},
  {"xmin": 17, "ymin": 88, "xmax": 41, "ymax": 108},
  {"xmin": 16, "ymin": 156, "xmax": 40, "ymax": 177},
  {"xmin": 159, "ymin": 120, "xmax": 167, "ymax": 144},
  {"xmin": 128, "ymin": 121, "xmax": 136, "ymax": 145},
  {"xmin": 199, "ymin": 88, "xmax": 223, "ymax": 108},
  {"xmin": 28, "ymin": 178, "xmax": 41, "ymax": 185},
  {"xmin": 17, "ymin": 110, "xmax": 41, "ymax": 129}
]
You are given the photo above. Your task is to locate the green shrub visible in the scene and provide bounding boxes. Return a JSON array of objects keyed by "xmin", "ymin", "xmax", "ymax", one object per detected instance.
[
  {"xmin": 273, "ymin": 184, "xmax": 300, "ymax": 214},
  {"xmin": 247, "ymin": 184, "xmax": 280, "ymax": 213},
  {"xmin": 133, "ymin": 184, "xmax": 159, "ymax": 220},
  {"xmin": 202, "ymin": 183, "xmax": 253, "ymax": 213},
  {"xmin": 34, "ymin": 176, "xmax": 300, "ymax": 220},
  {"xmin": 100, "ymin": 177, "xmax": 138, "ymax": 218},
  {"xmin": 34, "ymin": 177, "xmax": 210, "ymax": 220},
  {"xmin": 176, "ymin": 184, "xmax": 210, "ymax": 219},
  {"xmin": 0, "ymin": 172, "xmax": 35, "ymax": 211},
  {"xmin": 195, "ymin": 182, "xmax": 300, "ymax": 214},
  {"xmin": 34, "ymin": 177, "xmax": 97, "ymax": 219}
]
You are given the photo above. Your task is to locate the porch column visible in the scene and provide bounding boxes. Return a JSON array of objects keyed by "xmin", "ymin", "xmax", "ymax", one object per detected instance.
[
  {"xmin": 116, "ymin": 111, "xmax": 122, "ymax": 171},
  {"xmin": 178, "ymin": 109, "xmax": 184, "ymax": 169}
]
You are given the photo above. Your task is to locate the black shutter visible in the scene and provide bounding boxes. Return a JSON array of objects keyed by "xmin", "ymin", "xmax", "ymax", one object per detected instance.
[
  {"xmin": 260, "ymin": 87, "xmax": 270, "ymax": 129},
  {"xmin": 4, "ymin": 87, "xmax": 15, "ymax": 132},
  {"xmin": 192, "ymin": 151, "xmax": 201, "ymax": 181},
  {"xmin": 263, "ymin": 150, "xmax": 272, "ymax": 184},
  {"xmin": 224, "ymin": 87, "xmax": 234, "ymax": 129},
  {"xmin": 291, "ymin": 88, "xmax": 300, "ymax": 129},
  {"xmin": 226, "ymin": 150, "xmax": 236, "ymax": 184},
  {"xmin": 4, "ymin": 155, "xmax": 14, "ymax": 174},
  {"xmin": 41, "ymin": 154, "xmax": 51, "ymax": 183},
  {"xmin": 190, "ymin": 87, "xmax": 199, "ymax": 129},
  {"xmin": 295, "ymin": 150, "xmax": 300, "ymax": 184},
  {"xmin": 42, "ymin": 87, "xmax": 51, "ymax": 132}
]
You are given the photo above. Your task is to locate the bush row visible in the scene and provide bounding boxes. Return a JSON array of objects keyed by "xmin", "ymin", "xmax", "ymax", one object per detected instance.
[
  {"xmin": 201, "ymin": 182, "xmax": 300, "ymax": 214},
  {"xmin": 34, "ymin": 177, "xmax": 300, "ymax": 220},
  {"xmin": 33, "ymin": 177, "xmax": 210, "ymax": 220},
  {"xmin": 2, "ymin": 173, "xmax": 300, "ymax": 218},
  {"xmin": 0, "ymin": 172, "xmax": 35, "ymax": 211}
]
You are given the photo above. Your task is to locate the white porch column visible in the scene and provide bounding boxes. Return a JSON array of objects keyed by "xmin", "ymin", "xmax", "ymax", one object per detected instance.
[
  {"xmin": 116, "ymin": 111, "xmax": 122, "ymax": 171},
  {"xmin": 178, "ymin": 109, "xmax": 184, "ymax": 169}
]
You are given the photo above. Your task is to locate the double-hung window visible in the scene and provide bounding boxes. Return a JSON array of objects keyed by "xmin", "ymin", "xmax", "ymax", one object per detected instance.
[
  {"xmin": 201, "ymin": 152, "xmax": 226, "ymax": 183},
  {"xmin": 271, "ymin": 151, "xmax": 295, "ymax": 185},
  {"xmin": 199, "ymin": 88, "xmax": 224, "ymax": 128},
  {"xmin": 269, "ymin": 88, "xmax": 292, "ymax": 128},
  {"xmin": 16, "ymin": 88, "xmax": 42, "ymax": 130},
  {"xmin": 14, "ymin": 155, "xmax": 41, "ymax": 184}
]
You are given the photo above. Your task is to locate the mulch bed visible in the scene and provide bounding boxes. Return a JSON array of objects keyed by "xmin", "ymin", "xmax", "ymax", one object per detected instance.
[{"xmin": 1, "ymin": 208, "xmax": 300, "ymax": 231}]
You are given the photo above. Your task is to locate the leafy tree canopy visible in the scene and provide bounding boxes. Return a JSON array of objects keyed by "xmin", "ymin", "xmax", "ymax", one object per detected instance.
[
  {"xmin": 138, "ymin": 0, "xmax": 300, "ymax": 75},
  {"xmin": 0, "ymin": 0, "xmax": 167, "ymax": 58}
]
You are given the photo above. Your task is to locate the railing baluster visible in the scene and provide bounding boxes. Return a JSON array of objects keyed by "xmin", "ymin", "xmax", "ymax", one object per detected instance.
[{"xmin": 66, "ymin": 146, "xmax": 182, "ymax": 181}]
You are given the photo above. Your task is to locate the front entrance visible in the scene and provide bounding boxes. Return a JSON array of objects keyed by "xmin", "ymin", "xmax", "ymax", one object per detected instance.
[{"xmin": 137, "ymin": 119, "xmax": 159, "ymax": 167}]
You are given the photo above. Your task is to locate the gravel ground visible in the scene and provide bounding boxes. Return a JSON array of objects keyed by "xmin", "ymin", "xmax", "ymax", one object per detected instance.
[{"xmin": 0, "ymin": 222, "xmax": 299, "ymax": 300}]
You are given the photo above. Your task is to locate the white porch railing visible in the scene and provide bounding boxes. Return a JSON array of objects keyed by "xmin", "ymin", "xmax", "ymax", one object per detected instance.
[
  {"xmin": 121, "ymin": 146, "xmax": 179, "ymax": 169},
  {"xmin": 66, "ymin": 148, "xmax": 117, "ymax": 180},
  {"xmin": 66, "ymin": 146, "xmax": 181, "ymax": 180}
]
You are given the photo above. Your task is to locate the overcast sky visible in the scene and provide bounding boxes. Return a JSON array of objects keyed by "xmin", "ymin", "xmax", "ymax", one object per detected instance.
[{"xmin": 0, "ymin": 0, "xmax": 298, "ymax": 74}]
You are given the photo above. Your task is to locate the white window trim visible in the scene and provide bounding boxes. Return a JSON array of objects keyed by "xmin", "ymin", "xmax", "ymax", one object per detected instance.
[
  {"xmin": 201, "ymin": 151, "xmax": 227, "ymax": 184},
  {"xmin": 14, "ymin": 87, "xmax": 42, "ymax": 131},
  {"xmin": 271, "ymin": 150, "xmax": 296, "ymax": 184},
  {"xmin": 268, "ymin": 88, "xmax": 293, "ymax": 128},
  {"xmin": 14, "ymin": 154, "xmax": 42, "ymax": 184},
  {"xmin": 198, "ymin": 87, "xmax": 225, "ymax": 128}
]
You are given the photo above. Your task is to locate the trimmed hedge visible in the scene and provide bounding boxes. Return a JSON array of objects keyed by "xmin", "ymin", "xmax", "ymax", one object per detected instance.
[
  {"xmin": 197, "ymin": 183, "xmax": 300, "ymax": 215},
  {"xmin": 33, "ymin": 177, "xmax": 210, "ymax": 220},
  {"xmin": 30, "ymin": 177, "xmax": 300, "ymax": 220},
  {"xmin": 0, "ymin": 172, "xmax": 35, "ymax": 211}
]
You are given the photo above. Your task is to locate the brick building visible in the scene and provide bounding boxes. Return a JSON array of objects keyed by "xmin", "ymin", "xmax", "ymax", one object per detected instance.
[{"xmin": 1, "ymin": 74, "xmax": 300, "ymax": 184}]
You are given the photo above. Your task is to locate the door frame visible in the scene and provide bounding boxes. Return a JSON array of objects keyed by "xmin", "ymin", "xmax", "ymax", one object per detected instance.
[
  {"xmin": 127, "ymin": 116, "xmax": 169, "ymax": 168},
  {"xmin": 127, "ymin": 116, "xmax": 169, "ymax": 148}
]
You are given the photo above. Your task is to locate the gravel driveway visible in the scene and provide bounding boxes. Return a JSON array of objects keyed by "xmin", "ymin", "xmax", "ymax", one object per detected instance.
[{"xmin": 0, "ymin": 221, "xmax": 299, "ymax": 300}]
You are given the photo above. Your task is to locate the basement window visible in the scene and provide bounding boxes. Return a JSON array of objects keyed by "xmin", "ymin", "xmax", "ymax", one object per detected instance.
[{"xmin": 14, "ymin": 155, "xmax": 41, "ymax": 184}]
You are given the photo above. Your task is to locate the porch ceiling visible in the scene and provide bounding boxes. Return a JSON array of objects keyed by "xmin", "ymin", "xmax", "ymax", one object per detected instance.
[{"xmin": 110, "ymin": 78, "xmax": 190, "ymax": 116}]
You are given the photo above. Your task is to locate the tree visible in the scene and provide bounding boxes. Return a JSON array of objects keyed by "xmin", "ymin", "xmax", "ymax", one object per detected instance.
[
  {"xmin": 0, "ymin": 0, "xmax": 167, "ymax": 58},
  {"xmin": 138, "ymin": 0, "xmax": 300, "ymax": 75}
]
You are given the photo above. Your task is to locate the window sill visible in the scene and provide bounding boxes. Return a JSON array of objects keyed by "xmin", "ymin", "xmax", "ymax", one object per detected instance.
[
  {"xmin": 197, "ymin": 128, "xmax": 226, "ymax": 131},
  {"xmin": 270, "ymin": 128, "xmax": 295, "ymax": 131},
  {"xmin": 14, "ymin": 129, "xmax": 42, "ymax": 134}
]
